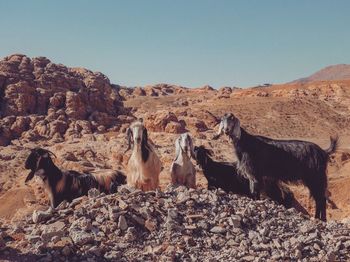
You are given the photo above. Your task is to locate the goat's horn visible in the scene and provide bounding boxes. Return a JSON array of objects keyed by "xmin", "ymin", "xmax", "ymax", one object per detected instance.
[
  {"xmin": 213, "ymin": 121, "xmax": 224, "ymax": 140},
  {"xmin": 47, "ymin": 150, "xmax": 57, "ymax": 158},
  {"xmin": 41, "ymin": 149, "xmax": 57, "ymax": 158}
]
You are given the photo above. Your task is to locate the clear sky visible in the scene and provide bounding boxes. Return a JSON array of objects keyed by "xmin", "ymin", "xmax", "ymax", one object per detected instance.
[{"xmin": 0, "ymin": 1, "xmax": 349, "ymax": 88}]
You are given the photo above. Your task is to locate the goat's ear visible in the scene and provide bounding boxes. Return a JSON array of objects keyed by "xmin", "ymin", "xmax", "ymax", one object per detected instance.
[
  {"xmin": 46, "ymin": 150, "xmax": 57, "ymax": 158},
  {"xmin": 188, "ymin": 135, "xmax": 195, "ymax": 159},
  {"xmin": 213, "ymin": 118, "xmax": 221, "ymax": 127},
  {"xmin": 126, "ymin": 127, "xmax": 132, "ymax": 138},
  {"xmin": 25, "ymin": 153, "xmax": 36, "ymax": 170},
  {"xmin": 175, "ymin": 137, "xmax": 181, "ymax": 156},
  {"xmin": 25, "ymin": 170, "xmax": 35, "ymax": 183},
  {"xmin": 233, "ymin": 118, "xmax": 241, "ymax": 139},
  {"xmin": 214, "ymin": 121, "xmax": 224, "ymax": 140},
  {"xmin": 207, "ymin": 148, "xmax": 214, "ymax": 156},
  {"xmin": 142, "ymin": 128, "xmax": 148, "ymax": 143},
  {"xmin": 124, "ymin": 128, "xmax": 133, "ymax": 153}
]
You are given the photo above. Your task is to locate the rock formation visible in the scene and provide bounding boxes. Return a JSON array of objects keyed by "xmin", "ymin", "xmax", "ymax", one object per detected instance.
[{"xmin": 0, "ymin": 54, "xmax": 128, "ymax": 145}]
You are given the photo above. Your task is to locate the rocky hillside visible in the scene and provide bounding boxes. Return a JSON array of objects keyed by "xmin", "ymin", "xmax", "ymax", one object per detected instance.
[
  {"xmin": 292, "ymin": 64, "xmax": 350, "ymax": 83},
  {"xmin": 1, "ymin": 186, "xmax": 349, "ymax": 261},
  {"xmin": 0, "ymin": 54, "xmax": 131, "ymax": 146}
]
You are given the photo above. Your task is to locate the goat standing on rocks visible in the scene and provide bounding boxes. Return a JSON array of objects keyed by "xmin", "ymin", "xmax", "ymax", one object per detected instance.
[
  {"xmin": 170, "ymin": 133, "xmax": 196, "ymax": 188},
  {"xmin": 192, "ymin": 145, "xmax": 305, "ymax": 212},
  {"xmin": 214, "ymin": 113, "xmax": 338, "ymax": 221},
  {"xmin": 193, "ymin": 145, "xmax": 249, "ymax": 194},
  {"xmin": 24, "ymin": 148, "xmax": 126, "ymax": 208},
  {"xmin": 125, "ymin": 119, "xmax": 162, "ymax": 191}
]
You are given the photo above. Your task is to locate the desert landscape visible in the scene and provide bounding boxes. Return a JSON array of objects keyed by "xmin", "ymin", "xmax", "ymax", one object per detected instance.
[{"xmin": 1, "ymin": 54, "xmax": 350, "ymax": 260}]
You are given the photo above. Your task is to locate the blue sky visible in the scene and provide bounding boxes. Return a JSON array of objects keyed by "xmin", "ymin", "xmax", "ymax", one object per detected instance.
[{"xmin": 0, "ymin": 1, "xmax": 349, "ymax": 88}]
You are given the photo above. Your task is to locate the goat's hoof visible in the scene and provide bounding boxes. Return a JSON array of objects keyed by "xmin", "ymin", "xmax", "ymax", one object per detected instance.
[{"xmin": 251, "ymin": 192, "xmax": 260, "ymax": 201}]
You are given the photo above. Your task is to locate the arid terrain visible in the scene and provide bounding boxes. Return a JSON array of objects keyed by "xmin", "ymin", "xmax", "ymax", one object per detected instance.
[
  {"xmin": 0, "ymin": 54, "xmax": 350, "ymax": 223},
  {"xmin": 1, "ymin": 54, "xmax": 350, "ymax": 261}
]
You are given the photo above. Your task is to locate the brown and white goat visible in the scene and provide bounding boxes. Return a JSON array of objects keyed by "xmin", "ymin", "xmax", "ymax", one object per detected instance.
[
  {"xmin": 125, "ymin": 119, "xmax": 162, "ymax": 191},
  {"xmin": 170, "ymin": 133, "xmax": 196, "ymax": 188}
]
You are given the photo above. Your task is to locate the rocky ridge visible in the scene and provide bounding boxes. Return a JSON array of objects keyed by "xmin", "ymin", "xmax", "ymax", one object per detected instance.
[
  {"xmin": 0, "ymin": 54, "xmax": 131, "ymax": 146},
  {"xmin": 0, "ymin": 54, "xmax": 239, "ymax": 146},
  {"xmin": 1, "ymin": 186, "xmax": 349, "ymax": 261},
  {"xmin": 291, "ymin": 64, "xmax": 350, "ymax": 83},
  {"xmin": 2, "ymin": 54, "xmax": 350, "ymax": 261}
]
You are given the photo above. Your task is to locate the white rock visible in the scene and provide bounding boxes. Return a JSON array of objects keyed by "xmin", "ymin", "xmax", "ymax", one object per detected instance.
[{"xmin": 118, "ymin": 215, "xmax": 128, "ymax": 231}]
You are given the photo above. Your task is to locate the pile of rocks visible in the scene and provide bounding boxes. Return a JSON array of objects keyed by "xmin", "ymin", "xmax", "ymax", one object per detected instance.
[{"xmin": 1, "ymin": 186, "xmax": 349, "ymax": 261}]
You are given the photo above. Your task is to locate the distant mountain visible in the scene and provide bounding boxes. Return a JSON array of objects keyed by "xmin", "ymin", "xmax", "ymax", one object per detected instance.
[{"xmin": 291, "ymin": 64, "xmax": 350, "ymax": 83}]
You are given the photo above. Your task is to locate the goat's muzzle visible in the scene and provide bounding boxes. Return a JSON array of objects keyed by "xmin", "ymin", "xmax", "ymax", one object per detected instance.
[{"xmin": 183, "ymin": 145, "xmax": 189, "ymax": 153}]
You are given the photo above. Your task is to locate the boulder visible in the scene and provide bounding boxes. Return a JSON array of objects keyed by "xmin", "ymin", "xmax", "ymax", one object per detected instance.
[{"xmin": 145, "ymin": 111, "xmax": 185, "ymax": 133}]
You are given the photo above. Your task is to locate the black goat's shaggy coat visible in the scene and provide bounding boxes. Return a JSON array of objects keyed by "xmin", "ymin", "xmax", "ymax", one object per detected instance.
[
  {"xmin": 193, "ymin": 145, "xmax": 250, "ymax": 195},
  {"xmin": 193, "ymin": 145, "xmax": 299, "ymax": 208},
  {"xmin": 216, "ymin": 113, "xmax": 338, "ymax": 221},
  {"xmin": 25, "ymin": 148, "xmax": 126, "ymax": 208}
]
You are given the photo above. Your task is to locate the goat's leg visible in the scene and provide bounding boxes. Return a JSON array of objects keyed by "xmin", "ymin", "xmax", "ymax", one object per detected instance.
[
  {"xmin": 238, "ymin": 154, "xmax": 260, "ymax": 199},
  {"xmin": 248, "ymin": 177, "xmax": 260, "ymax": 200},
  {"xmin": 187, "ymin": 174, "xmax": 196, "ymax": 189},
  {"xmin": 319, "ymin": 197, "xmax": 327, "ymax": 221},
  {"xmin": 244, "ymin": 169, "xmax": 260, "ymax": 199},
  {"xmin": 207, "ymin": 183, "xmax": 216, "ymax": 191},
  {"xmin": 307, "ymin": 175, "xmax": 327, "ymax": 221},
  {"xmin": 314, "ymin": 197, "xmax": 327, "ymax": 221},
  {"xmin": 170, "ymin": 164, "xmax": 178, "ymax": 186},
  {"xmin": 315, "ymin": 200, "xmax": 320, "ymax": 220},
  {"xmin": 51, "ymin": 196, "xmax": 60, "ymax": 208}
]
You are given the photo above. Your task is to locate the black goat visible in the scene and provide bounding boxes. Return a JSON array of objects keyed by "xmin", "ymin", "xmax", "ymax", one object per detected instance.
[
  {"xmin": 25, "ymin": 148, "xmax": 126, "ymax": 208},
  {"xmin": 214, "ymin": 113, "xmax": 338, "ymax": 221},
  {"xmin": 193, "ymin": 145, "xmax": 250, "ymax": 195},
  {"xmin": 193, "ymin": 145, "xmax": 301, "ymax": 209}
]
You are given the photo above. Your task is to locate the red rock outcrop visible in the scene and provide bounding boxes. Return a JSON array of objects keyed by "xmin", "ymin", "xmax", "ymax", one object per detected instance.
[
  {"xmin": 0, "ymin": 54, "xmax": 128, "ymax": 145},
  {"xmin": 144, "ymin": 111, "xmax": 186, "ymax": 134}
]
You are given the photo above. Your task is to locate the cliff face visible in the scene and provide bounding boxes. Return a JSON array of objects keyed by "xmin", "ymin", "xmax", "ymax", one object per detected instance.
[{"xmin": 0, "ymin": 54, "xmax": 129, "ymax": 146}]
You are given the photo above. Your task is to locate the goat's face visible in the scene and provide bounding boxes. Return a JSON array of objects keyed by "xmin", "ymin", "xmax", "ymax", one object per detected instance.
[
  {"xmin": 193, "ymin": 146, "xmax": 213, "ymax": 166},
  {"xmin": 125, "ymin": 120, "xmax": 148, "ymax": 152},
  {"xmin": 133, "ymin": 124, "xmax": 146, "ymax": 145},
  {"xmin": 24, "ymin": 148, "xmax": 55, "ymax": 183},
  {"xmin": 214, "ymin": 113, "xmax": 241, "ymax": 140},
  {"xmin": 176, "ymin": 133, "xmax": 195, "ymax": 158}
]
